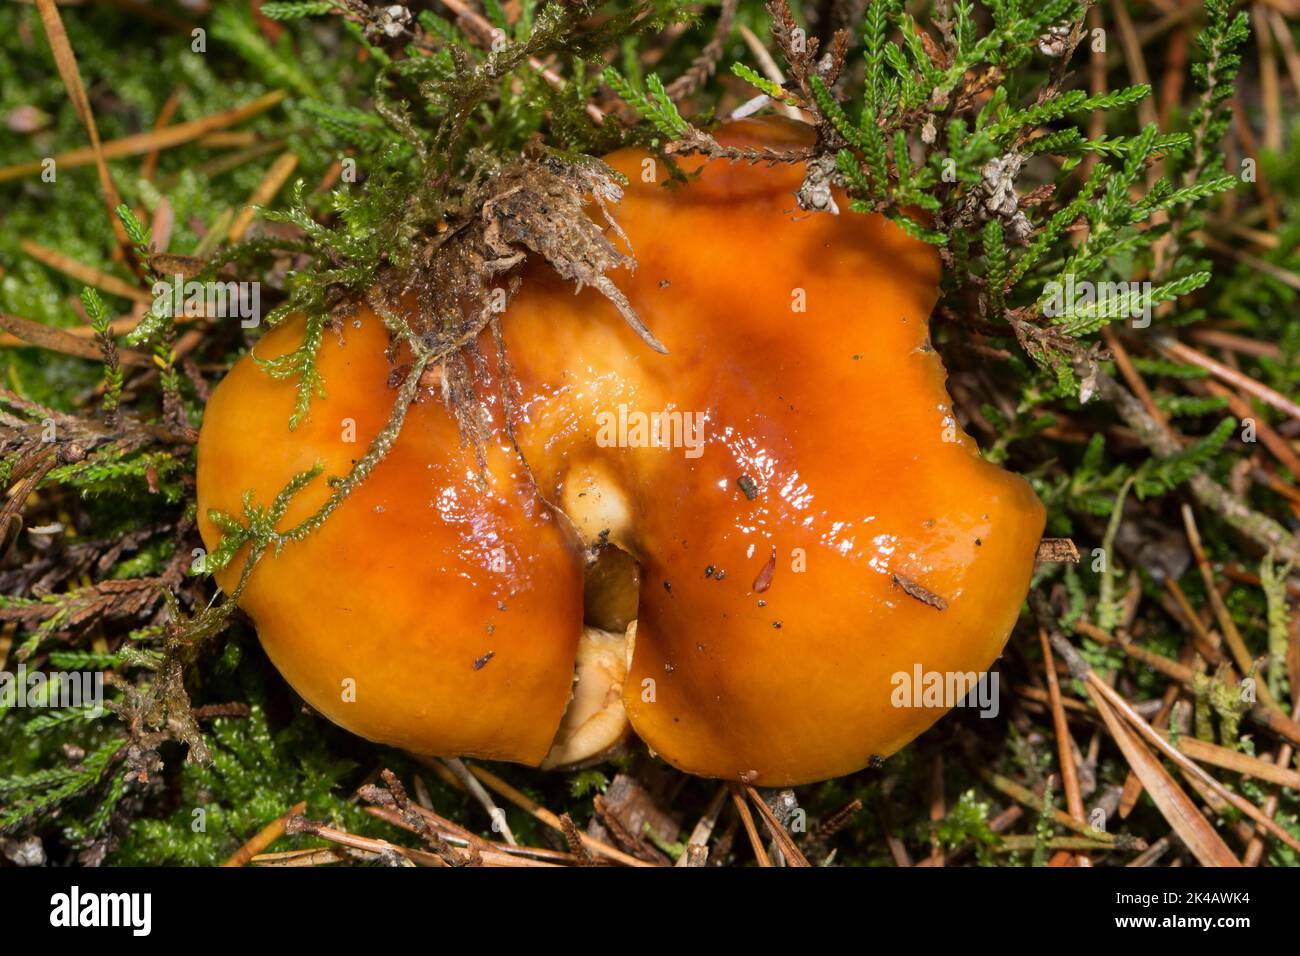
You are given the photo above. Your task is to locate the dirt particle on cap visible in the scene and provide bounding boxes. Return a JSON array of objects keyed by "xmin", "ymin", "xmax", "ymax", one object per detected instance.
[{"xmin": 753, "ymin": 544, "xmax": 777, "ymax": 593}]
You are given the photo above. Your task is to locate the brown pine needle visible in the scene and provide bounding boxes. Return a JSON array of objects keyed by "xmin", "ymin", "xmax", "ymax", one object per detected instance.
[
  {"xmin": 1255, "ymin": 3, "xmax": 1282, "ymax": 153},
  {"xmin": 997, "ymin": 835, "xmax": 1131, "ymax": 854},
  {"xmin": 0, "ymin": 313, "xmax": 150, "ymax": 365},
  {"xmin": 1127, "ymin": 836, "xmax": 1173, "ymax": 867},
  {"xmin": 228, "ymin": 150, "xmax": 300, "ymax": 242},
  {"xmin": 141, "ymin": 86, "xmax": 185, "ymax": 183},
  {"xmin": 1182, "ymin": 504, "xmax": 1286, "ymax": 714},
  {"xmin": 1223, "ymin": 563, "xmax": 1300, "ymax": 600},
  {"xmin": 1102, "ymin": 326, "xmax": 1170, "ymax": 435},
  {"xmin": 363, "ymin": 807, "xmax": 567, "ymax": 867},
  {"xmin": 1245, "ymin": 700, "xmax": 1300, "ymax": 866},
  {"xmin": 284, "ymin": 816, "xmax": 431, "ymax": 867},
  {"xmin": 222, "ymin": 800, "xmax": 307, "ymax": 867},
  {"xmin": 1075, "ymin": 621, "xmax": 1201, "ymax": 686},
  {"xmin": 1074, "ymin": 620, "xmax": 1300, "ymax": 747},
  {"xmin": 1202, "ymin": 232, "xmax": 1300, "ymax": 292},
  {"xmin": 0, "ymin": 91, "xmax": 287, "ymax": 184},
  {"xmin": 364, "ymin": 781, "xmax": 542, "ymax": 862},
  {"xmin": 1088, "ymin": 685, "xmax": 1242, "ymax": 866},
  {"xmin": 1163, "ymin": 576, "xmax": 1228, "ymax": 665},
  {"xmin": 1226, "ymin": 106, "xmax": 1282, "ymax": 231},
  {"xmin": 249, "ymin": 847, "xmax": 350, "ymax": 867},
  {"xmin": 1040, "ymin": 628, "xmax": 1090, "ymax": 866},
  {"xmin": 1014, "ymin": 682, "xmax": 1092, "ymax": 715},
  {"xmin": 200, "ymin": 131, "xmax": 261, "ymax": 149},
  {"xmin": 1159, "ymin": 335, "xmax": 1300, "ymax": 422},
  {"xmin": 1091, "ymin": 672, "xmax": 1300, "ymax": 856},
  {"xmin": 464, "ymin": 762, "xmax": 654, "ymax": 867},
  {"xmin": 675, "ymin": 784, "xmax": 728, "ymax": 868},
  {"xmin": 1081, "ymin": 5, "xmax": 1106, "ymax": 180},
  {"xmin": 1108, "ymin": 0, "xmax": 1158, "ymax": 133},
  {"xmin": 744, "ymin": 786, "xmax": 811, "ymax": 867},
  {"xmin": 1158, "ymin": 729, "xmax": 1300, "ymax": 791},
  {"xmin": 1054, "ymin": 627, "xmax": 1300, "ymax": 858},
  {"xmin": 979, "ymin": 770, "xmax": 1126, "ymax": 846},
  {"xmin": 1202, "ymin": 379, "xmax": 1300, "ymax": 479},
  {"xmin": 1119, "ymin": 650, "xmax": 1189, "ymax": 820},
  {"xmin": 728, "ymin": 782, "xmax": 771, "ymax": 867},
  {"xmin": 0, "ymin": 311, "xmax": 202, "ymax": 349},
  {"xmin": 19, "ymin": 239, "xmax": 152, "ymax": 304},
  {"xmin": 1023, "ymin": 668, "xmax": 1300, "ymax": 791},
  {"xmin": 1157, "ymin": 26, "xmax": 1188, "ymax": 130},
  {"xmin": 1266, "ymin": 7, "xmax": 1300, "ymax": 96},
  {"xmin": 33, "ymin": 0, "xmax": 130, "ymax": 252}
]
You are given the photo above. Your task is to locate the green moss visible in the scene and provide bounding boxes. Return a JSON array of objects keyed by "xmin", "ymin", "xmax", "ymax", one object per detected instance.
[{"xmin": 1, "ymin": 0, "xmax": 1296, "ymax": 867}]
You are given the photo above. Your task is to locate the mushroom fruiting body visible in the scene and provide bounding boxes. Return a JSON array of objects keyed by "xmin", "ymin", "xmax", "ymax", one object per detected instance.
[{"xmin": 197, "ymin": 119, "xmax": 1045, "ymax": 787}]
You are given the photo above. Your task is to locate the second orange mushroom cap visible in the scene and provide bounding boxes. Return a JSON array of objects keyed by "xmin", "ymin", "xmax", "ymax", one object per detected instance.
[{"xmin": 197, "ymin": 118, "xmax": 1045, "ymax": 786}]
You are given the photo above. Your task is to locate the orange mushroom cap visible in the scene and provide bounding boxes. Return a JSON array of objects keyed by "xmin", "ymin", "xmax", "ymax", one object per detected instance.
[{"xmin": 197, "ymin": 118, "xmax": 1045, "ymax": 786}]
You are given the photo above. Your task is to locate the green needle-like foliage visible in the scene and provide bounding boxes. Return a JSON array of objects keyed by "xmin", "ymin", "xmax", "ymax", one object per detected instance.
[{"xmin": 1, "ymin": 0, "xmax": 1297, "ymax": 868}]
